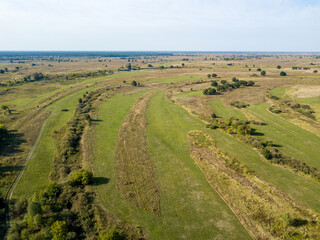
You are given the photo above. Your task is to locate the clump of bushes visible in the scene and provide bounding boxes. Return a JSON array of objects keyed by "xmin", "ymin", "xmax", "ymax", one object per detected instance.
[
  {"xmin": 283, "ymin": 100, "xmax": 315, "ymax": 119},
  {"xmin": 203, "ymin": 78, "xmax": 255, "ymax": 96},
  {"xmin": 203, "ymin": 88, "xmax": 217, "ymax": 95},
  {"xmin": 207, "ymin": 118, "xmax": 252, "ymax": 136},
  {"xmin": 230, "ymin": 101, "xmax": 249, "ymax": 108}
]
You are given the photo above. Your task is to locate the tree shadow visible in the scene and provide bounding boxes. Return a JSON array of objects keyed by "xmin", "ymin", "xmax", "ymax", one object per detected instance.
[
  {"xmin": 251, "ymin": 128, "xmax": 264, "ymax": 136},
  {"xmin": 292, "ymin": 218, "xmax": 308, "ymax": 227},
  {"xmin": 0, "ymin": 165, "xmax": 24, "ymax": 173},
  {"xmin": 92, "ymin": 119, "xmax": 103, "ymax": 122},
  {"xmin": 0, "ymin": 130, "xmax": 25, "ymax": 156},
  {"xmin": 92, "ymin": 177, "xmax": 110, "ymax": 186}
]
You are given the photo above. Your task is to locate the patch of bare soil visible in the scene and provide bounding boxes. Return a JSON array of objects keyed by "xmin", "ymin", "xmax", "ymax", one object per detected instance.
[{"xmin": 115, "ymin": 92, "xmax": 160, "ymax": 215}]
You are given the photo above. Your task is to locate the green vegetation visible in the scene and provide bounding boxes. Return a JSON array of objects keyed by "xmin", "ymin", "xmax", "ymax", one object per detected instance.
[{"xmin": 3, "ymin": 53, "xmax": 320, "ymax": 239}]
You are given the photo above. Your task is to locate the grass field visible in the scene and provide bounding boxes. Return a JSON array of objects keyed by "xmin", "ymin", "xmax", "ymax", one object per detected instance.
[
  {"xmin": 93, "ymin": 91, "xmax": 251, "ymax": 239},
  {"xmin": 248, "ymin": 102, "xmax": 320, "ymax": 169},
  {"xmin": 3, "ymin": 54, "xmax": 320, "ymax": 239},
  {"xmin": 209, "ymin": 98, "xmax": 247, "ymax": 120},
  {"xmin": 13, "ymin": 85, "xmax": 99, "ymax": 197}
]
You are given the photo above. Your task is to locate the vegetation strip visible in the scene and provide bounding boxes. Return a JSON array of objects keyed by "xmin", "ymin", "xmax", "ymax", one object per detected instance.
[
  {"xmin": 115, "ymin": 92, "xmax": 160, "ymax": 215},
  {"xmin": 188, "ymin": 130, "xmax": 320, "ymax": 239}
]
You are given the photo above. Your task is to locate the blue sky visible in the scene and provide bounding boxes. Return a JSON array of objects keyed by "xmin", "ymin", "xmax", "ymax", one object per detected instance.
[{"xmin": 1, "ymin": 0, "xmax": 320, "ymax": 51}]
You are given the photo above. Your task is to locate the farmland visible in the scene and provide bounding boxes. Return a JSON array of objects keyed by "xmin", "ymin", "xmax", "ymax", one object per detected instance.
[{"xmin": 1, "ymin": 52, "xmax": 320, "ymax": 239}]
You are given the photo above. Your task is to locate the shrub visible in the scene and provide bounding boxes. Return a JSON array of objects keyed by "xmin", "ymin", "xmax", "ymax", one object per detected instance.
[
  {"xmin": 211, "ymin": 80, "xmax": 218, "ymax": 87},
  {"xmin": 230, "ymin": 101, "xmax": 249, "ymax": 108},
  {"xmin": 73, "ymin": 169, "xmax": 93, "ymax": 186},
  {"xmin": 262, "ymin": 149, "xmax": 272, "ymax": 160},
  {"xmin": 277, "ymin": 65, "xmax": 281, "ymax": 69},
  {"xmin": 203, "ymin": 88, "xmax": 217, "ymax": 95},
  {"xmin": 282, "ymin": 213, "xmax": 293, "ymax": 227},
  {"xmin": 280, "ymin": 71, "xmax": 287, "ymax": 76},
  {"xmin": 131, "ymin": 81, "xmax": 137, "ymax": 86},
  {"xmin": 261, "ymin": 71, "xmax": 266, "ymax": 76}
]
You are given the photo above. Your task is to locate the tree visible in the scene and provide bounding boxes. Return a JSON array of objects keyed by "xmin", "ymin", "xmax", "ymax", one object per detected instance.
[
  {"xmin": 211, "ymin": 80, "xmax": 218, "ymax": 87},
  {"xmin": 27, "ymin": 201, "xmax": 42, "ymax": 217},
  {"xmin": 212, "ymin": 73, "xmax": 217, "ymax": 77},
  {"xmin": 257, "ymin": 68, "xmax": 261, "ymax": 72},
  {"xmin": 51, "ymin": 221, "xmax": 67, "ymax": 240},
  {"xmin": 207, "ymin": 74, "xmax": 211, "ymax": 78},
  {"xmin": 280, "ymin": 71, "xmax": 287, "ymax": 76},
  {"xmin": 131, "ymin": 81, "xmax": 137, "ymax": 86},
  {"xmin": 262, "ymin": 149, "xmax": 272, "ymax": 159},
  {"xmin": 73, "ymin": 169, "xmax": 93, "ymax": 186},
  {"xmin": 277, "ymin": 65, "xmax": 281, "ymax": 69},
  {"xmin": 221, "ymin": 80, "xmax": 227, "ymax": 85},
  {"xmin": 203, "ymin": 88, "xmax": 216, "ymax": 95},
  {"xmin": 160, "ymin": 66, "xmax": 165, "ymax": 69},
  {"xmin": 98, "ymin": 229, "xmax": 124, "ymax": 240},
  {"xmin": 126, "ymin": 63, "xmax": 132, "ymax": 71},
  {"xmin": 232, "ymin": 77, "xmax": 238, "ymax": 82},
  {"xmin": 261, "ymin": 71, "xmax": 266, "ymax": 76},
  {"xmin": 247, "ymin": 81, "xmax": 255, "ymax": 86},
  {"xmin": 181, "ymin": 63, "xmax": 185, "ymax": 67},
  {"xmin": 313, "ymin": 70, "xmax": 318, "ymax": 73},
  {"xmin": 0, "ymin": 69, "xmax": 4, "ymax": 74},
  {"xmin": 282, "ymin": 213, "xmax": 293, "ymax": 227},
  {"xmin": 4, "ymin": 68, "xmax": 8, "ymax": 72}
]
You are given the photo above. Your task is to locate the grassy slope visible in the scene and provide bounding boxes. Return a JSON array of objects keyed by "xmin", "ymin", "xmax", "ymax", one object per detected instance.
[
  {"xmin": 207, "ymin": 100, "xmax": 320, "ymax": 212},
  {"xmin": 94, "ymin": 91, "xmax": 251, "ymax": 240},
  {"xmin": 248, "ymin": 102, "xmax": 320, "ymax": 169},
  {"xmin": 209, "ymin": 98, "xmax": 247, "ymax": 120},
  {"xmin": 14, "ymin": 86, "xmax": 98, "ymax": 197}
]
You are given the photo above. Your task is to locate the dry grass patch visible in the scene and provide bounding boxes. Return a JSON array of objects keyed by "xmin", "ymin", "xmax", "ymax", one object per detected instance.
[
  {"xmin": 115, "ymin": 92, "xmax": 160, "ymax": 215},
  {"xmin": 188, "ymin": 130, "xmax": 320, "ymax": 240}
]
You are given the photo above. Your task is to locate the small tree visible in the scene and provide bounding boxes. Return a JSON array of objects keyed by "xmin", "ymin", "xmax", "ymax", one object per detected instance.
[
  {"xmin": 126, "ymin": 63, "xmax": 132, "ymax": 71},
  {"xmin": 277, "ymin": 65, "xmax": 281, "ymax": 69},
  {"xmin": 211, "ymin": 81, "xmax": 218, "ymax": 87},
  {"xmin": 257, "ymin": 68, "xmax": 261, "ymax": 72},
  {"xmin": 181, "ymin": 63, "xmax": 185, "ymax": 67},
  {"xmin": 73, "ymin": 169, "xmax": 93, "ymax": 186},
  {"xmin": 51, "ymin": 221, "xmax": 67, "ymax": 240},
  {"xmin": 261, "ymin": 71, "xmax": 266, "ymax": 76},
  {"xmin": 207, "ymin": 74, "xmax": 211, "ymax": 78},
  {"xmin": 280, "ymin": 71, "xmax": 287, "ymax": 76},
  {"xmin": 0, "ymin": 69, "xmax": 4, "ymax": 74},
  {"xmin": 131, "ymin": 81, "xmax": 137, "ymax": 86},
  {"xmin": 247, "ymin": 81, "xmax": 255, "ymax": 86},
  {"xmin": 212, "ymin": 73, "xmax": 217, "ymax": 77}
]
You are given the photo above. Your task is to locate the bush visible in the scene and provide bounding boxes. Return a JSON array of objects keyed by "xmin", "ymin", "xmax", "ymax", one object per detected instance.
[
  {"xmin": 131, "ymin": 81, "xmax": 137, "ymax": 86},
  {"xmin": 280, "ymin": 71, "xmax": 287, "ymax": 76},
  {"xmin": 261, "ymin": 71, "xmax": 266, "ymax": 76},
  {"xmin": 203, "ymin": 88, "xmax": 217, "ymax": 95},
  {"xmin": 73, "ymin": 169, "xmax": 93, "ymax": 186},
  {"xmin": 262, "ymin": 149, "xmax": 272, "ymax": 159},
  {"xmin": 211, "ymin": 80, "xmax": 218, "ymax": 87},
  {"xmin": 230, "ymin": 101, "xmax": 249, "ymax": 108}
]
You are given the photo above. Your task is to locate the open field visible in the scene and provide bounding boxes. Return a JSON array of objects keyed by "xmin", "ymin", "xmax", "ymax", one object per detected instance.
[{"xmin": 1, "ymin": 53, "xmax": 320, "ymax": 239}]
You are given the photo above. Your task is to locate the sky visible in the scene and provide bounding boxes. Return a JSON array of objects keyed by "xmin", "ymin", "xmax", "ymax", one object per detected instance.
[{"xmin": 0, "ymin": 0, "xmax": 320, "ymax": 51}]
